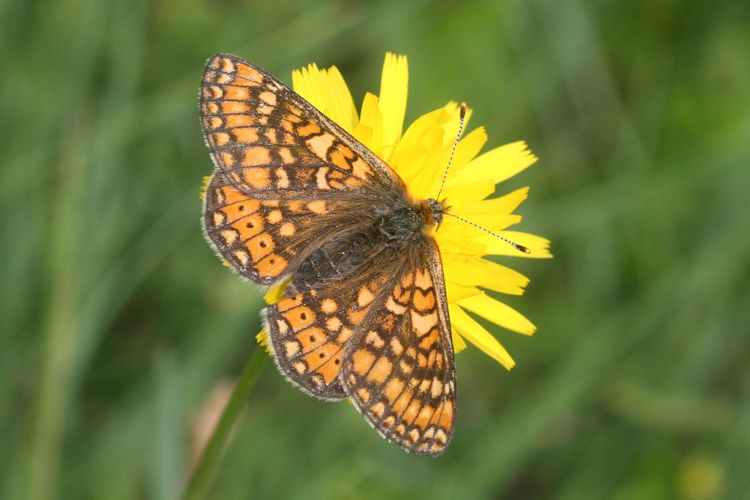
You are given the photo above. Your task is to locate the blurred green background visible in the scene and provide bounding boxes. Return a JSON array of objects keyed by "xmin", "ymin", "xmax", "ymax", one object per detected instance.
[{"xmin": 2, "ymin": 0, "xmax": 749, "ymax": 499}]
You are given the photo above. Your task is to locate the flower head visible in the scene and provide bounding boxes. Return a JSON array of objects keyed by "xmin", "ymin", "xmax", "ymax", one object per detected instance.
[{"xmin": 260, "ymin": 53, "xmax": 551, "ymax": 369}]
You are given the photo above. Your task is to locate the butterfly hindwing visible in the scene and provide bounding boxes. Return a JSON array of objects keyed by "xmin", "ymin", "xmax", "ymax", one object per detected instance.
[
  {"xmin": 264, "ymin": 274, "xmax": 389, "ymax": 400},
  {"xmin": 341, "ymin": 241, "xmax": 456, "ymax": 455},
  {"xmin": 204, "ymin": 172, "xmax": 378, "ymax": 284},
  {"xmin": 203, "ymin": 172, "xmax": 298, "ymax": 282},
  {"xmin": 263, "ymin": 230, "xmax": 403, "ymax": 400}
]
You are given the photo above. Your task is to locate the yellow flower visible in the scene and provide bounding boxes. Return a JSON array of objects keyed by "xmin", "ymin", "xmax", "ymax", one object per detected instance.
[{"xmin": 259, "ymin": 53, "xmax": 551, "ymax": 369}]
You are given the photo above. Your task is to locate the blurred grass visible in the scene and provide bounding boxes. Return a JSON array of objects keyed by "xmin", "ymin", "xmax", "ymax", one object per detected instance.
[{"xmin": 1, "ymin": 0, "xmax": 748, "ymax": 499}]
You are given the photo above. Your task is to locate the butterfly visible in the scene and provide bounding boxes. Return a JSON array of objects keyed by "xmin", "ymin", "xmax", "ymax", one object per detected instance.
[{"xmin": 200, "ymin": 54, "xmax": 456, "ymax": 455}]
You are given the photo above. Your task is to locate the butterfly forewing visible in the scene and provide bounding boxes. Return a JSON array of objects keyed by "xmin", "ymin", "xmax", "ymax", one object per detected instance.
[{"xmin": 200, "ymin": 54, "xmax": 401, "ymax": 201}]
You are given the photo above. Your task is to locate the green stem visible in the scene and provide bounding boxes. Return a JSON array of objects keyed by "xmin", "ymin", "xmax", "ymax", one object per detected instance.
[{"xmin": 183, "ymin": 346, "xmax": 267, "ymax": 500}]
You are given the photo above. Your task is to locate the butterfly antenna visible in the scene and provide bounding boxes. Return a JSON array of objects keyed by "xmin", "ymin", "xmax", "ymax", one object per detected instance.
[
  {"xmin": 443, "ymin": 212, "xmax": 531, "ymax": 254},
  {"xmin": 436, "ymin": 102, "xmax": 468, "ymax": 201},
  {"xmin": 435, "ymin": 103, "xmax": 529, "ymax": 254}
]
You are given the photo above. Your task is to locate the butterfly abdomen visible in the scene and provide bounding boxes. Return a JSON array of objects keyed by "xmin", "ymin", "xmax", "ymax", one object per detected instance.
[{"xmin": 289, "ymin": 231, "xmax": 379, "ymax": 293}]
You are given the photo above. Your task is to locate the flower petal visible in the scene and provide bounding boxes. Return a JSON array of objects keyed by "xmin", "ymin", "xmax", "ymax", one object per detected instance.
[
  {"xmin": 449, "ymin": 304, "xmax": 515, "ymax": 369},
  {"xmin": 444, "ymin": 256, "xmax": 530, "ymax": 295},
  {"xmin": 458, "ymin": 293, "xmax": 536, "ymax": 335},
  {"xmin": 424, "ymin": 126, "xmax": 488, "ymax": 198},
  {"xmin": 390, "ymin": 108, "xmax": 452, "ymax": 198},
  {"xmin": 477, "ymin": 231, "xmax": 553, "ymax": 258},
  {"xmin": 445, "ymin": 279, "xmax": 481, "ymax": 303},
  {"xmin": 256, "ymin": 328, "xmax": 271, "ymax": 354},
  {"xmin": 461, "ymin": 187, "xmax": 529, "ymax": 215},
  {"xmin": 436, "ymin": 221, "xmax": 498, "ymax": 262},
  {"xmin": 440, "ymin": 180, "xmax": 496, "ymax": 210},
  {"xmin": 353, "ymin": 92, "xmax": 384, "ymax": 156},
  {"xmin": 378, "ymin": 53, "xmax": 408, "ymax": 159},
  {"xmin": 442, "ymin": 126, "xmax": 486, "ymax": 179},
  {"xmin": 292, "ymin": 64, "xmax": 358, "ymax": 134},
  {"xmin": 451, "ymin": 329, "xmax": 467, "ymax": 353},
  {"xmin": 448, "ymin": 141, "xmax": 537, "ymax": 187},
  {"xmin": 444, "ymin": 212, "xmax": 522, "ymax": 236},
  {"xmin": 264, "ymin": 282, "xmax": 287, "ymax": 304}
]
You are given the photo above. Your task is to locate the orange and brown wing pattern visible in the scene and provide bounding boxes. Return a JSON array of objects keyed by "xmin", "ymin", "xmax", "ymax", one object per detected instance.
[
  {"xmin": 264, "ymin": 273, "xmax": 390, "ymax": 400},
  {"xmin": 342, "ymin": 243, "xmax": 457, "ymax": 456},
  {"xmin": 200, "ymin": 54, "xmax": 401, "ymax": 200},
  {"xmin": 203, "ymin": 172, "xmax": 343, "ymax": 283},
  {"xmin": 204, "ymin": 173, "xmax": 289, "ymax": 282}
]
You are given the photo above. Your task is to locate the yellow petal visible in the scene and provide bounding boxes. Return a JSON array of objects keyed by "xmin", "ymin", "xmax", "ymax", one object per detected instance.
[
  {"xmin": 461, "ymin": 187, "xmax": 529, "ymax": 215},
  {"xmin": 477, "ymin": 231, "xmax": 553, "ymax": 258},
  {"xmin": 445, "ymin": 279, "xmax": 481, "ymax": 303},
  {"xmin": 324, "ymin": 66, "xmax": 360, "ymax": 133},
  {"xmin": 291, "ymin": 65, "xmax": 318, "ymax": 104},
  {"xmin": 199, "ymin": 176, "xmax": 211, "ymax": 200},
  {"xmin": 451, "ymin": 329, "xmax": 467, "ymax": 353},
  {"xmin": 448, "ymin": 141, "xmax": 537, "ymax": 187},
  {"xmin": 263, "ymin": 281, "xmax": 287, "ymax": 304},
  {"xmin": 378, "ymin": 53, "xmax": 408, "ymax": 158},
  {"xmin": 449, "ymin": 304, "xmax": 515, "ymax": 369},
  {"xmin": 458, "ymin": 293, "xmax": 536, "ymax": 335},
  {"xmin": 424, "ymin": 126, "xmax": 488, "ymax": 198},
  {"xmin": 292, "ymin": 64, "xmax": 358, "ymax": 134},
  {"xmin": 390, "ymin": 108, "xmax": 452, "ymax": 198},
  {"xmin": 440, "ymin": 180, "xmax": 496, "ymax": 209},
  {"xmin": 444, "ymin": 256, "xmax": 530, "ymax": 295},
  {"xmin": 354, "ymin": 92, "xmax": 384, "ymax": 157},
  {"xmin": 437, "ymin": 231, "xmax": 488, "ymax": 260},
  {"xmin": 392, "ymin": 108, "xmax": 449, "ymax": 155},
  {"xmin": 256, "ymin": 328, "xmax": 271, "ymax": 354},
  {"xmin": 440, "ymin": 102, "xmax": 474, "ymax": 149},
  {"xmin": 441, "ymin": 126, "xmax": 486, "ymax": 179},
  {"xmin": 445, "ymin": 212, "xmax": 522, "ymax": 236}
]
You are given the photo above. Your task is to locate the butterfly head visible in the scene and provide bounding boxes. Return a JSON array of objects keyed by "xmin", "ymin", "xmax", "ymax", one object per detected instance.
[{"xmin": 423, "ymin": 198, "xmax": 447, "ymax": 227}]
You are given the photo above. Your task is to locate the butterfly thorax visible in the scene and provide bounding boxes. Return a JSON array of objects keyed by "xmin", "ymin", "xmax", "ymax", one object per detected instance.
[
  {"xmin": 376, "ymin": 196, "xmax": 445, "ymax": 243},
  {"xmin": 285, "ymin": 195, "xmax": 444, "ymax": 295}
]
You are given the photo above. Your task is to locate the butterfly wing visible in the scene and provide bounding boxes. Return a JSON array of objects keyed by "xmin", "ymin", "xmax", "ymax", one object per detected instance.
[
  {"xmin": 200, "ymin": 53, "xmax": 402, "ymax": 198},
  {"xmin": 263, "ymin": 266, "xmax": 391, "ymax": 401},
  {"xmin": 203, "ymin": 172, "xmax": 365, "ymax": 283},
  {"xmin": 341, "ymin": 240, "xmax": 457, "ymax": 455},
  {"xmin": 200, "ymin": 54, "xmax": 404, "ymax": 285}
]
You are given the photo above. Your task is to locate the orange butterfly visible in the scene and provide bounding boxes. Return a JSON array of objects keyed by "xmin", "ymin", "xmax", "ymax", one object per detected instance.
[{"xmin": 200, "ymin": 54, "xmax": 455, "ymax": 455}]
